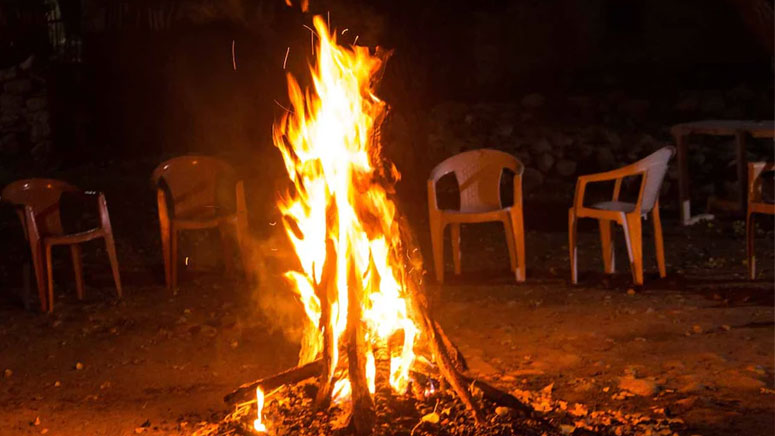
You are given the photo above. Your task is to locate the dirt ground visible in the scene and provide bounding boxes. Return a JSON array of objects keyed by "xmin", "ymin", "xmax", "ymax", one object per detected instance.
[{"xmin": 0, "ymin": 167, "xmax": 773, "ymax": 436}]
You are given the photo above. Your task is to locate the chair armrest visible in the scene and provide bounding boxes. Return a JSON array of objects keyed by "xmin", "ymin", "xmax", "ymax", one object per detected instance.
[
  {"xmin": 513, "ymin": 173, "xmax": 523, "ymax": 206},
  {"xmin": 23, "ymin": 205, "xmax": 41, "ymax": 242},
  {"xmin": 427, "ymin": 179, "xmax": 439, "ymax": 211},
  {"xmin": 96, "ymin": 193, "xmax": 115, "ymax": 233},
  {"xmin": 573, "ymin": 168, "xmax": 646, "ymax": 209}
]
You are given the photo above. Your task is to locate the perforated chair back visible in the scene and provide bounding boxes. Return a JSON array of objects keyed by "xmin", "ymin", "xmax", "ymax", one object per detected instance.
[
  {"xmin": 635, "ymin": 146, "xmax": 675, "ymax": 214},
  {"xmin": 429, "ymin": 149, "xmax": 524, "ymax": 213}
]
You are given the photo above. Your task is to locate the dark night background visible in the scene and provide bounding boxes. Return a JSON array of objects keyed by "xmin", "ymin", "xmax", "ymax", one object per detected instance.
[
  {"xmin": 0, "ymin": 2, "xmax": 774, "ymax": 436},
  {"xmin": 0, "ymin": 0, "xmax": 772, "ymax": 184}
]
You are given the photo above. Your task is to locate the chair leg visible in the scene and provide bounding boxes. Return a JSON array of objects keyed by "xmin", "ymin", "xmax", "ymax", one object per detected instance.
[
  {"xmin": 503, "ymin": 218, "xmax": 517, "ymax": 273},
  {"xmin": 747, "ymin": 211, "xmax": 755, "ymax": 280},
  {"xmin": 652, "ymin": 205, "xmax": 666, "ymax": 278},
  {"xmin": 159, "ymin": 215, "xmax": 172, "ymax": 290},
  {"xmin": 450, "ymin": 223, "xmax": 462, "ymax": 275},
  {"xmin": 430, "ymin": 217, "xmax": 445, "ymax": 284},
  {"xmin": 568, "ymin": 208, "xmax": 578, "ymax": 284},
  {"xmin": 104, "ymin": 233, "xmax": 123, "ymax": 298},
  {"xmin": 219, "ymin": 222, "xmax": 236, "ymax": 276},
  {"xmin": 70, "ymin": 245, "xmax": 85, "ymax": 300},
  {"xmin": 599, "ymin": 219, "xmax": 615, "ymax": 274},
  {"xmin": 45, "ymin": 244, "xmax": 54, "ymax": 313},
  {"xmin": 171, "ymin": 227, "xmax": 179, "ymax": 291},
  {"xmin": 510, "ymin": 208, "xmax": 526, "ymax": 282},
  {"xmin": 624, "ymin": 214, "xmax": 643, "ymax": 286},
  {"xmin": 29, "ymin": 241, "xmax": 47, "ymax": 312}
]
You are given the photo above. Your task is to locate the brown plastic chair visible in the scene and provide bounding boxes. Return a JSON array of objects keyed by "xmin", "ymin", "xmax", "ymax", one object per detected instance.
[
  {"xmin": 427, "ymin": 149, "xmax": 526, "ymax": 283},
  {"xmin": 152, "ymin": 156, "xmax": 249, "ymax": 290},
  {"xmin": 746, "ymin": 162, "xmax": 774, "ymax": 280},
  {"xmin": 1, "ymin": 179, "xmax": 122, "ymax": 313},
  {"xmin": 569, "ymin": 146, "xmax": 675, "ymax": 286}
]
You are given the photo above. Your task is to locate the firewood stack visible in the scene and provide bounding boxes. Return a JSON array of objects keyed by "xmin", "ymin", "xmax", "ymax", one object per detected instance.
[{"xmin": 224, "ymin": 217, "xmax": 535, "ymax": 434}]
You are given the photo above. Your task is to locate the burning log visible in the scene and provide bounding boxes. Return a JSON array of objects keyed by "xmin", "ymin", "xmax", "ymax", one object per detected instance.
[
  {"xmin": 313, "ymin": 237, "xmax": 337, "ymax": 410},
  {"xmin": 403, "ymin": 261, "xmax": 483, "ymax": 424},
  {"xmin": 434, "ymin": 320, "xmax": 468, "ymax": 372},
  {"xmin": 224, "ymin": 359, "xmax": 323, "ymax": 405},
  {"xmin": 345, "ymin": 254, "xmax": 376, "ymax": 435}
]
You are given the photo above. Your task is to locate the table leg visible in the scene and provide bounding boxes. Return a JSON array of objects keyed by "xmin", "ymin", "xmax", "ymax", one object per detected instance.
[
  {"xmin": 676, "ymin": 133, "xmax": 691, "ymax": 225},
  {"xmin": 735, "ymin": 130, "xmax": 748, "ymax": 214}
]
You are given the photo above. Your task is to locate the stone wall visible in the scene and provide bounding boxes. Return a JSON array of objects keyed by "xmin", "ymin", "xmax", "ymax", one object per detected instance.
[
  {"xmin": 421, "ymin": 85, "xmax": 773, "ymax": 205},
  {"xmin": 0, "ymin": 56, "xmax": 51, "ymax": 169}
]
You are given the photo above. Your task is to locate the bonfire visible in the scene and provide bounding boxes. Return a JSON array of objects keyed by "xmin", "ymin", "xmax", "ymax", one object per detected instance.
[{"xmin": 216, "ymin": 15, "xmax": 535, "ymax": 436}]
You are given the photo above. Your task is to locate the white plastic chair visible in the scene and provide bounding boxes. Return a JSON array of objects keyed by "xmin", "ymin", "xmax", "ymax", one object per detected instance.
[
  {"xmin": 569, "ymin": 146, "xmax": 675, "ymax": 286},
  {"xmin": 427, "ymin": 149, "xmax": 526, "ymax": 283}
]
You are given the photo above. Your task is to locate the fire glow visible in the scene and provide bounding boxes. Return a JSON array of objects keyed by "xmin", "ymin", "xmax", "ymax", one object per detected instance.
[
  {"xmin": 273, "ymin": 15, "xmax": 419, "ymax": 402},
  {"xmin": 235, "ymin": 14, "xmax": 495, "ymax": 435}
]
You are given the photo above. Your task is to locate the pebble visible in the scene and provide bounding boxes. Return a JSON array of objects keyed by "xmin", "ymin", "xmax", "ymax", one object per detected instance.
[{"xmin": 619, "ymin": 376, "xmax": 659, "ymax": 396}]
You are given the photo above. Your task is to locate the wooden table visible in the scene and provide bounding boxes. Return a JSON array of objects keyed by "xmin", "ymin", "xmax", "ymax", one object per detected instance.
[{"xmin": 671, "ymin": 120, "xmax": 775, "ymax": 225}]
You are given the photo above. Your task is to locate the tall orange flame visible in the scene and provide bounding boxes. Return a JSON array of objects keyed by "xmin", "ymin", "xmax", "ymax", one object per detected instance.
[{"xmin": 273, "ymin": 16, "xmax": 419, "ymax": 399}]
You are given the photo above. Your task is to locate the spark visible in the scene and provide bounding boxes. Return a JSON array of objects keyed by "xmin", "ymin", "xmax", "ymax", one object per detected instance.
[
  {"xmin": 231, "ymin": 40, "xmax": 236, "ymax": 71},
  {"xmin": 282, "ymin": 47, "xmax": 290, "ymax": 70},
  {"xmin": 273, "ymin": 99, "xmax": 294, "ymax": 114}
]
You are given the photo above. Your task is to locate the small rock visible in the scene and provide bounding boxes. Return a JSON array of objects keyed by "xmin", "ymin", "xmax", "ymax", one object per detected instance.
[
  {"xmin": 602, "ymin": 130, "xmax": 622, "ymax": 147},
  {"xmin": 495, "ymin": 122, "xmax": 514, "ymax": 137},
  {"xmin": 20, "ymin": 55, "xmax": 35, "ymax": 71},
  {"xmin": 560, "ymin": 424, "xmax": 575, "ymax": 435},
  {"xmin": 3, "ymin": 369, "xmax": 11, "ymax": 378},
  {"xmin": 531, "ymin": 138, "xmax": 552, "ymax": 154},
  {"xmin": 75, "ymin": 362, "xmax": 84, "ymax": 370},
  {"xmin": 26, "ymin": 97, "xmax": 47, "ymax": 111},
  {"xmin": 692, "ymin": 325, "xmax": 703, "ymax": 334},
  {"xmin": 618, "ymin": 376, "xmax": 658, "ymax": 396},
  {"xmin": 4, "ymin": 79, "xmax": 32, "ymax": 95},
  {"xmin": 537, "ymin": 152, "xmax": 554, "ymax": 173},
  {"xmin": 596, "ymin": 148, "xmax": 616, "ymax": 169},
  {"xmin": 0, "ymin": 66, "xmax": 17, "ymax": 81},
  {"xmin": 627, "ymin": 288, "xmax": 636, "ymax": 296},
  {"xmin": 495, "ymin": 406, "xmax": 511, "ymax": 417},
  {"xmin": 522, "ymin": 167, "xmax": 544, "ymax": 193},
  {"xmin": 555, "ymin": 159, "xmax": 576, "ymax": 177}
]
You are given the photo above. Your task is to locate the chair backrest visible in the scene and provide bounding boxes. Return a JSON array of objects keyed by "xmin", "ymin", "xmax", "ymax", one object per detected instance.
[
  {"xmin": 749, "ymin": 161, "xmax": 775, "ymax": 204},
  {"xmin": 1, "ymin": 178, "xmax": 79, "ymax": 235},
  {"xmin": 429, "ymin": 149, "xmax": 524, "ymax": 212},
  {"xmin": 151, "ymin": 155, "xmax": 236, "ymax": 217},
  {"xmin": 632, "ymin": 146, "xmax": 675, "ymax": 213}
]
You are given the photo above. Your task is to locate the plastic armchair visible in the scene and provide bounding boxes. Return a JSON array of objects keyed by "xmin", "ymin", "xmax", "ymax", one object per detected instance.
[
  {"xmin": 746, "ymin": 162, "xmax": 774, "ymax": 280},
  {"xmin": 1, "ymin": 179, "xmax": 122, "ymax": 313},
  {"xmin": 568, "ymin": 146, "xmax": 675, "ymax": 286},
  {"xmin": 152, "ymin": 156, "xmax": 250, "ymax": 291},
  {"xmin": 427, "ymin": 149, "xmax": 526, "ymax": 283}
]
